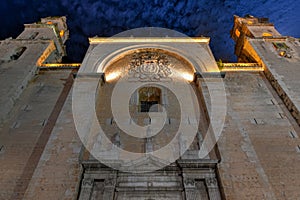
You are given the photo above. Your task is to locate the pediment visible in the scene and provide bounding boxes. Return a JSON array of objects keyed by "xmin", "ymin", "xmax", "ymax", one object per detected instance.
[{"xmin": 119, "ymin": 154, "xmax": 170, "ymax": 173}]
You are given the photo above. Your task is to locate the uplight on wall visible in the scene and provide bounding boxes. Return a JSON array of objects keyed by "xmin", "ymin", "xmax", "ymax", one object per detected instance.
[
  {"xmin": 105, "ymin": 71, "xmax": 121, "ymax": 82},
  {"xmin": 181, "ymin": 73, "xmax": 194, "ymax": 82}
]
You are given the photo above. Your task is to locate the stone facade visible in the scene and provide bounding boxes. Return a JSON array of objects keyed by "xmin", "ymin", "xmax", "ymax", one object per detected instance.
[
  {"xmin": 75, "ymin": 38, "xmax": 222, "ymax": 199},
  {"xmin": 0, "ymin": 15, "xmax": 299, "ymax": 200}
]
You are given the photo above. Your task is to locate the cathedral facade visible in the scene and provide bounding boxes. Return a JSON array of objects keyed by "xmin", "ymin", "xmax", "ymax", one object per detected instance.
[{"xmin": 0, "ymin": 15, "xmax": 299, "ymax": 200}]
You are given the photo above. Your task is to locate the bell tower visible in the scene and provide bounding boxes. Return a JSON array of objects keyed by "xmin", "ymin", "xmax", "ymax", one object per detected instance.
[
  {"xmin": 0, "ymin": 16, "xmax": 69, "ymax": 125},
  {"xmin": 230, "ymin": 15, "xmax": 300, "ymax": 126},
  {"xmin": 231, "ymin": 15, "xmax": 282, "ymax": 62}
]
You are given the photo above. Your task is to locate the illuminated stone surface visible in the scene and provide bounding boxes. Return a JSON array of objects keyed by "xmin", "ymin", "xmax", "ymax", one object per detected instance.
[{"xmin": 0, "ymin": 15, "xmax": 299, "ymax": 200}]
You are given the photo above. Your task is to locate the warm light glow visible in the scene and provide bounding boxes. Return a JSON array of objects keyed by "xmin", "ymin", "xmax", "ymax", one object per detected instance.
[
  {"xmin": 181, "ymin": 73, "xmax": 194, "ymax": 82},
  {"xmin": 46, "ymin": 21, "xmax": 53, "ymax": 25},
  {"xmin": 262, "ymin": 32, "xmax": 272, "ymax": 37},
  {"xmin": 221, "ymin": 67, "xmax": 264, "ymax": 72},
  {"xmin": 279, "ymin": 51, "xmax": 286, "ymax": 57},
  {"xmin": 235, "ymin": 29, "xmax": 240, "ymax": 37},
  {"xmin": 36, "ymin": 41, "xmax": 56, "ymax": 66},
  {"xmin": 219, "ymin": 63, "xmax": 263, "ymax": 72},
  {"xmin": 222, "ymin": 63, "xmax": 259, "ymax": 67},
  {"xmin": 89, "ymin": 37, "xmax": 210, "ymax": 44},
  {"xmin": 39, "ymin": 63, "xmax": 81, "ymax": 68},
  {"xmin": 59, "ymin": 30, "xmax": 64, "ymax": 38},
  {"xmin": 105, "ymin": 72, "xmax": 121, "ymax": 82}
]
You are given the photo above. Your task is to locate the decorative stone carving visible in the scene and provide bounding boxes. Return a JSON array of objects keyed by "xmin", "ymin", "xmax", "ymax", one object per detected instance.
[
  {"xmin": 78, "ymin": 178, "xmax": 94, "ymax": 200},
  {"xmin": 184, "ymin": 178, "xmax": 197, "ymax": 200},
  {"xmin": 206, "ymin": 177, "xmax": 217, "ymax": 188},
  {"xmin": 184, "ymin": 178, "xmax": 196, "ymax": 188},
  {"xmin": 128, "ymin": 50, "xmax": 172, "ymax": 82},
  {"xmin": 82, "ymin": 178, "xmax": 94, "ymax": 188},
  {"xmin": 206, "ymin": 177, "xmax": 222, "ymax": 200},
  {"xmin": 103, "ymin": 178, "xmax": 116, "ymax": 200},
  {"xmin": 104, "ymin": 178, "xmax": 116, "ymax": 187}
]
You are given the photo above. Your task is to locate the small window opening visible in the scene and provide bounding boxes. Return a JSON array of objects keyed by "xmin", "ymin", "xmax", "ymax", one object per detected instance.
[
  {"xmin": 272, "ymin": 42, "xmax": 289, "ymax": 50},
  {"xmin": 235, "ymin": 29, "xmax": 240, "ymax": 37},
  {"xmin": 10, "ymin": 47, "xmax": 26, "ymax": 60},
  {"xmin": 139, "ymin": 87, "xmax": 161, "ymax": 112},
  {"xmin": 29, "ymin": 32, "xmax": 39, "ymax": 39}
]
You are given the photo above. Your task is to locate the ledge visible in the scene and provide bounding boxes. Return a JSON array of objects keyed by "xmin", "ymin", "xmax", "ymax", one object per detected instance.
[{"xmin": 89, "ymin": 37, "xmax": 210, "ymax": 44}]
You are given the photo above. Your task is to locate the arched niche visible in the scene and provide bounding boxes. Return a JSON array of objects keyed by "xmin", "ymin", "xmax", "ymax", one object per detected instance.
[{"xmin": 102, "ymin": 48, "xmax": 196, "ymax": 83}]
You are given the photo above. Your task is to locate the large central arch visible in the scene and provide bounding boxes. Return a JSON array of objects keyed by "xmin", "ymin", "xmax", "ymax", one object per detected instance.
[{"xmin": 79, "ymin": 37, "xmax": 220, "ymax": 74}]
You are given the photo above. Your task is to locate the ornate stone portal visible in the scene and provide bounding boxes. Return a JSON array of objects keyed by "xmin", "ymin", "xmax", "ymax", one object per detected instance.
[{"xmin": 79, "ymin": 162, "xmax": 221, "ymax": 200}]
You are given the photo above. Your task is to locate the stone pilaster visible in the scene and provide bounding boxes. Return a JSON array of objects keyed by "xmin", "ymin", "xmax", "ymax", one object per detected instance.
[
  {"xmin": 183, "ymin": 178, "xmax": 197, "ymax": 200},
  {"xmin": 103, "ymin": 178, "xmax": 116, "ymax": 199},
  {"xmin": 206, "ymin": 177, "xmax": 221, "ymax": 200},
  {"xmin": 78, "ymin": 178, "xmax": 94, "ymax": 200}
]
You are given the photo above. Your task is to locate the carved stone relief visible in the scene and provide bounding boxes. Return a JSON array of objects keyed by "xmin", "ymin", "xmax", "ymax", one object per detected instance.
[
  {"xmin": 205, "ymin": 177, "xmax": 222, "ymax": 200},
  {"xmin": 82, "ymin": 178, "xmax": 94, "ymax": 188},
  {"xmin": 128, "ymin": 50, "xmax": 172, "ymax": 82},
  {"xmin": 184, "ymin": 178, "xmax": 197, "ymax": 200},
  {"xmin": 104, "ymin": 178, "xmax": 116, "ymax": 187},
  {"xmin": 206, "ymin": 177, "xmax": 218, "ymax": 188},
  {"xmin": 184, "ymin": 178, "xmax": 196, "ymax": 189}
]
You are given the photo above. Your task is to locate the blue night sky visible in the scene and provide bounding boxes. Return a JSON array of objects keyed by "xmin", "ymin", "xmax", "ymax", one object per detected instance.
[{"xmin": 0, "ymin": 0, "xmax": 299, "ymax": 62}]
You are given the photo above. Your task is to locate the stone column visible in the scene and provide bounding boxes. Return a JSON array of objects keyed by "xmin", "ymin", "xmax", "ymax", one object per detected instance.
[
  {"xmin": 183, "ymin": 178, "xmax": 197, "ymax": 200},
  {"xmin": 103, "ymin": 178, "xmax": 116, "ymax": 199},
  {"xmin": 205, "ymin": 177, "xmax": 222, "ymax": 200},
  {"xmin": 78, "ymin": 178, "xmax": 94, "ymax": 200}
]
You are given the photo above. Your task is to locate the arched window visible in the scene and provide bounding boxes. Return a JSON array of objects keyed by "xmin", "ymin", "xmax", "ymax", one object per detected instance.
[{"xmin": 138, "ymin": 87, "xmax": 161, "ymax": 112}]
